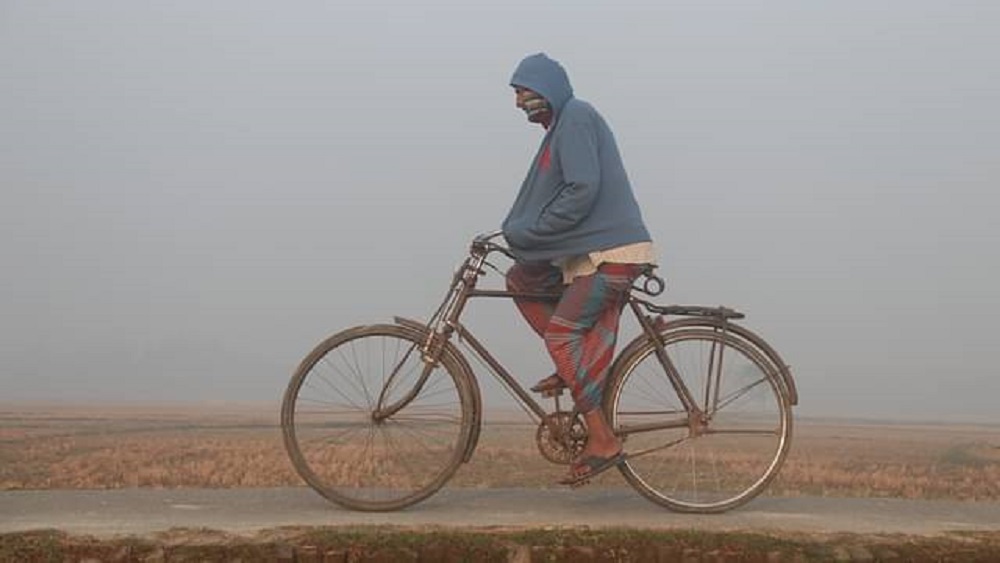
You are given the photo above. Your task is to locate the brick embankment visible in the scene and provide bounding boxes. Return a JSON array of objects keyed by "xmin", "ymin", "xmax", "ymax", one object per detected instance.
[{"xmin": 3, "ymin": 528, "xmax": 1000, "ymax": 562}]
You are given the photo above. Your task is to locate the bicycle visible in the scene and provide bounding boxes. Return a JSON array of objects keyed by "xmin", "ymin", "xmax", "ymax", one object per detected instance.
[{"xmin": 281, "ymin": 231, "xmax": 798, "ymax": 513}]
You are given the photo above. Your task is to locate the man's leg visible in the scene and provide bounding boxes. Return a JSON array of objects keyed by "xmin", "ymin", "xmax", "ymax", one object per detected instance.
[
  {"xmin": 544, "ymin": 263, "xmax": 643, "ymax": 463},
  {"xmin": 506, "ymin": 261, "xmax": 563, "ymax": 337}
]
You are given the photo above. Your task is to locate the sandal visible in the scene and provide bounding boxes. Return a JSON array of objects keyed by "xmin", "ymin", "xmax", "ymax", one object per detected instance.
[
  {"xmin": 530, "ymin": 374, "xmax": 567, "ymax": 396},
  {"xmin": 558, "ymin": 451, "xmax": 626, "ymax": 487}
]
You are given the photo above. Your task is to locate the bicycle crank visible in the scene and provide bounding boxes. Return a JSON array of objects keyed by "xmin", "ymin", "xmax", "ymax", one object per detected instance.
[{"xmin": 535, "ymin": 412, "xmax": 587, "ymax": 465}]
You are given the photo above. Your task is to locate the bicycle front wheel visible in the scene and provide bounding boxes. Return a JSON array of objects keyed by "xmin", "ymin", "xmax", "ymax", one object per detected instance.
[
  {"xmin": 281, "ymin": 324, "xmax": 475, "ymax": 511},
  {"xmin": 607, "ymin": 327, "xmax": 792, "ymax": 513}
]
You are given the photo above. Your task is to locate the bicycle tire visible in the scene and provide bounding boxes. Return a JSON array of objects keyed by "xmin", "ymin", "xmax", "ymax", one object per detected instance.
[
  {"xmin": 281, "ymin": 324, "xmax": 476, "ymax": 511},
  {"xmin": 606, "ymin": 326, "xmax": 792, "ymax": 513}
]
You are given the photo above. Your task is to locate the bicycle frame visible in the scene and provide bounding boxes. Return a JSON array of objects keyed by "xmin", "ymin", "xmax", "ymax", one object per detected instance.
[{"xmin": 374, "ymin": 234, "xmax": 717, "ymax": 436}]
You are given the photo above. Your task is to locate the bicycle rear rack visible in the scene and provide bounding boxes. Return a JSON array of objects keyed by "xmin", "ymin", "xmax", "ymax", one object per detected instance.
[{"xmin": 634, "ymin": 299, "xmax": 745, "ymax": 320}]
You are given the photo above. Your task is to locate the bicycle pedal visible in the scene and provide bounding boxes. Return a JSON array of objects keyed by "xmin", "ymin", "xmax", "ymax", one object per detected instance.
[{"xmin": 541, "ymin": 388, "xmax": 565, "ymax": 398}]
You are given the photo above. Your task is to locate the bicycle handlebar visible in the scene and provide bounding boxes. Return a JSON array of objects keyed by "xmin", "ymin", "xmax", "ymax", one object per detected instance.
[
  {"xmin": 473, "ymin": 230, "xmax": 504, "ymax": 244},
  {"xmin": 470, "ymin": 231, "xmax": 516, "ymax": 260}
]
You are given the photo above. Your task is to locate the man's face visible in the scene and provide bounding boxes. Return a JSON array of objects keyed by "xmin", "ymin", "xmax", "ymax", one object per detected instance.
[
  {"xmin": 514, "ymin": 86, "xmax": 551, "ymax": 124},
  {"xmin": 514, "ymin": 86, "xmax": 534, "ymax": 111}
]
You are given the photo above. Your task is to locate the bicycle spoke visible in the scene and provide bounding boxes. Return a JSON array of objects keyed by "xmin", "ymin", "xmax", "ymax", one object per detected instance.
[
  {"xmin": 323, "ymin": 354, "xmax": 370, "ymax": 408},
  {"xmin": 624, "ymin": 435, "xmax": 689, "ymax": 459},
  {"xmin": 390, "ymin": 413, "xmax": 463, "ymax": 424},
  {"xmin": 303, "ymin": 374, "xmax": 365, "ymax": 410},
  {"xmin": 712, "ymin": 376, "xmax": 768, "ymax": 415},
  {"xmin": 349, "ymin": 340, "xmax": 375, "ymax": 408},
  {"xmin": 386, "ymin": 420, "xmax": 454, "ymax": 452},
  {"xmin": 376, "ymin": 425, "xmax": 422, "ymax": 489},
  {"xmin": 299, "ymin": 423, "xmax": 366, "ymax": 450},
  {"xmin": 705, "ymin": 427, "xmax": 781, "ymax": 436}
]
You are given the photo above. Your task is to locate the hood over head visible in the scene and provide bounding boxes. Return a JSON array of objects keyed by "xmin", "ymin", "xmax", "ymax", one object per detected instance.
[{"xmin": 510, "ymin": 53, "xmax": 574, "ymax": 113}]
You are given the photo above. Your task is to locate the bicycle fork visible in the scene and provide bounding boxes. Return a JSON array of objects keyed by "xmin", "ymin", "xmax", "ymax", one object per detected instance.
[
  {"xmin": 372, "ymin": 263, "xmax": 473, "ymax": 422},
  {"xmin": 371, "ymin": 327, "xmax": 450, "ymax": 422}
]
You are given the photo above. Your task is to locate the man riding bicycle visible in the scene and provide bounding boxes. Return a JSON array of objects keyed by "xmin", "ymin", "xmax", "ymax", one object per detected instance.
[{"xmin": 502, "ymin": 53, "xmax": 658, "ymax": 486}]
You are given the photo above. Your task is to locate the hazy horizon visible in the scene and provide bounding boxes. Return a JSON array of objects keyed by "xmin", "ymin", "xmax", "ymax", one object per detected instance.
[{"xmin": 2, "ymin": 1, "xmax": 998, "ymax": 422}]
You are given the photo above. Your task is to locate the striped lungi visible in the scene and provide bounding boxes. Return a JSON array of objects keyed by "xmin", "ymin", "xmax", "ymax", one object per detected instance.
[{"xmin": 506, "ymin": 261, "xmax": 643, "ymax": 413}]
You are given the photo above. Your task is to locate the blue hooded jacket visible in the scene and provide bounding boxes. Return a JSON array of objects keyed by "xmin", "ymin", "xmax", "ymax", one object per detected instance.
[{"xmin": 502, "ymin": 53, "xmax": 651, "ymax": 262}]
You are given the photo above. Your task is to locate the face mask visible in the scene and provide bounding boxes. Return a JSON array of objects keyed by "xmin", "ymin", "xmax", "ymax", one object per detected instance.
[{"xmin": 519, "ymin": 90, "xmax": 552, "ymax": 123}]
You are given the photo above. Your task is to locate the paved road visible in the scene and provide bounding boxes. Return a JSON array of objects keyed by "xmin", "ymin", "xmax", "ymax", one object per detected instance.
[{"xmin": 3, "ymin": 487, "xmax": 999, "ymax": 538}]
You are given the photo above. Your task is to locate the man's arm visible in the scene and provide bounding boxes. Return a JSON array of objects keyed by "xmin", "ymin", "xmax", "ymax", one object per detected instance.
[{"xmin": 533, "ymin": 120, "xmax": 601, "ymax": 235}]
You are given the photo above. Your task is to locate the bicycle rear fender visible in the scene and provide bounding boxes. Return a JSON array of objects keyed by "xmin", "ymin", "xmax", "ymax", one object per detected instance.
[
  {"xmin": 612, "ymin": 316, "xmax": 799, "ymax": 406},
  {"xmin": 393, "ymin": 316, "xmax": 484, "ymax": 462}
]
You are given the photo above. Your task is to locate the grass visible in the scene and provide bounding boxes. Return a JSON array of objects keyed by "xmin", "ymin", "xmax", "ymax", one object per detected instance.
[{"xmin": 1, "ymin": 405, "xmax": 999, "ymax": 501}]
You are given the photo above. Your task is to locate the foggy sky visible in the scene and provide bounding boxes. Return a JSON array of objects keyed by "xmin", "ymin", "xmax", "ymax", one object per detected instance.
[{"xmin": 2, "ymin": 1, "xmax": 998, "ymax": 421}]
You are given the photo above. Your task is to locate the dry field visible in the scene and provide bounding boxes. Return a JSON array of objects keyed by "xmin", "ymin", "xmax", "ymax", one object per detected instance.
[{"xmin": 1, "ymin": 403, "xmax": 999, "ymax": 501}]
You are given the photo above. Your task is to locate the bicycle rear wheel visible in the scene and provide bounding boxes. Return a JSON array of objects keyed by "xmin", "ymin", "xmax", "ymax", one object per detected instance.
[
  {"xmin": 607, "ymin": 327, "xmax": 792, "ymax": 513},
  {"xmin": 281, "ymin": 324, "xmax": 475, "ymax": 511}
]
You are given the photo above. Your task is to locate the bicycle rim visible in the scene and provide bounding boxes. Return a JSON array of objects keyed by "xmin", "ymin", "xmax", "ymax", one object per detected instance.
[
  {"xmin": 281, "ymin": 324, "xmax": 473, "ymax": 511},
  {"xmin": 609, "ymin": 328, "xmax": 791, "ymax": 512}
]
